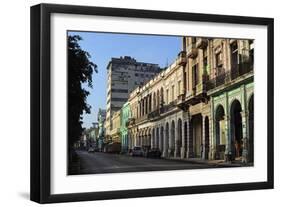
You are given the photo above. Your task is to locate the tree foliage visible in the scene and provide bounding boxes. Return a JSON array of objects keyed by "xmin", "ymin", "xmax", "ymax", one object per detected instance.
[{"xmin": 68, "ymin": 35, "xmax": 98, "ymax": 147}]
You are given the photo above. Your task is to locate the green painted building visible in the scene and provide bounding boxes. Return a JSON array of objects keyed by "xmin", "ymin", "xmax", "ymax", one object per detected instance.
[
  {"xmin": 208, "ymin": 64, "xmax": 254, "ymax": 163},
  {"xmin": 120, "ymin": 102, "xmax": 131, "ymax": 153}
]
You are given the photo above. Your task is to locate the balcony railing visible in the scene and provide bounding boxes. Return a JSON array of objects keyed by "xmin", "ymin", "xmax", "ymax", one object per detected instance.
[
  {"xmin": 176, "ymin": 51, "xmax": 187, "ymax": 66},
  {"xmin": 160, "ymin": 102, "xmax": 176, "ymax": 114},
  {"xmin": 207, "ymin": 62, "xmax": 253, "ymax": 90},
  {"xmin": 147, "ymin": 102, "xmax": 177, "ymax": 119},
  {"xmin": 135, "ymin": 114, "xmax": 148, "ymax": 123},
  {"xmin": 231, "ymin": 62, "xmax": 254, "ymax": 80},
  {"xmin": 148, "ymin": 109, "xmax": 160, "ymax": 119}
]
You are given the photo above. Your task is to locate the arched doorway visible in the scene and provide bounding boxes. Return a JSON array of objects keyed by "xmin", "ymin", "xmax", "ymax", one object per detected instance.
[
  {"xmin": 215, "ymin": 105, "xmax": 226, "ymax": 160},
  {"xmin": 248, "ymin": 95, "xmax": 254, "ymax": 163},
  {"xmin": 230, "ymin": 100, "xmax": 243, "ymax": 160},
  {"xmin": 191, "ymin": 114, "xmax": 203, "ymax": 158},
  {"xmin": 204, "ymin": 116, "xmax": 210, "ymax": 159},
  {"xmin": 177, "ymin": 119, "xmax": 182, "ymax": 157}
]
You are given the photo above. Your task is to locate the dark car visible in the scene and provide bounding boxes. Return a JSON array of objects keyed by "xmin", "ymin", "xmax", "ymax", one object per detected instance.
[
  {"xmin": 144, "ymin": 148, "xmax": 161, "ymax": 158},
  {"xmin": 131, "ymin": 146, "xmax": 144, "ymax": 157}
]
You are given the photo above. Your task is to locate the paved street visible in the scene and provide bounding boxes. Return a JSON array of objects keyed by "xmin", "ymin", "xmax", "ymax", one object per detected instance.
[{"xmin": 73, "ymin": 150, "xmax": 225, "ymax": 174}]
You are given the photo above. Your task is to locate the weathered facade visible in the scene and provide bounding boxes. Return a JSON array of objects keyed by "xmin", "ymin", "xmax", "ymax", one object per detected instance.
[
  {"xmin": 105, "ymin": 56, "xmax": 161, "ymax": 143},
  {"xmin": 206, "ymin": 39, "xmax": 254, "ymax": 163},
  {"xmin": 97, "ymin": 108, "xmax": 106, "ymax": 151},
  {"xmin": 127, "ymin": 51, "xmax": 187, "ymax": 158},
  {"xmin": 125, "ymin": 37, "xmax": 254, "ymax": 164},
  {"xmin": 120, "ymin": 102, "xmax": 131, "ymax": 153},
  {"xmin": 109, "ymin": 110, "xmax": 121, "ymax": 143}
]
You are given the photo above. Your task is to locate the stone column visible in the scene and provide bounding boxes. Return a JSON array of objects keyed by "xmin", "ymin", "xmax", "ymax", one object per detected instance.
[
  {"xmin": 210, "ymin": 97, "xmax": 216, "ymax": 160},
  {"xmin": 159, "ymin": 128, "xmax": 163, "ymax": 152},
  {"xmin": 174, "ymin": 125, "xmax": 179, "ymax": 157},
  {"xmin": 155, "ymin": 128, "xmax": 158, "ymax": 148},
  {"xmin": 150, "ymin": 131, "xmax": 153, "ymax": 148},
  {"xmin": 168, "ymin": 124, "xmax": 173, "ymax": 157},
  {"xmin": 241, "ymin": 111, "xmax": 249, "ymax": 163},
  {"xmin": 225, "ymin": 115, "xmax": 231, "ymax": 162},
  {"xmin": 163, "ymin": 127, "xmax": 168, "ymax": 157},
  {"xmin": 186, "ymin": 117, "xmax": 194, "ymax": 158},
  {"xmin": 202, "ymin": 115, "xmax": 206, "ymax": 159},
  {"xmin": 224, "ymin": 93, "xmax": 231, "ymax": 162},
  {"xmin": 181, "ymin": 121, "xmax": 186, "ymax": 159}
]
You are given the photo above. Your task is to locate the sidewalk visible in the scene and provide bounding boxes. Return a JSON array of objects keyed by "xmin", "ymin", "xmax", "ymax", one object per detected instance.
[{"xmin": 167, "ymin": 157, "xmax": 248, "ymax": 167}]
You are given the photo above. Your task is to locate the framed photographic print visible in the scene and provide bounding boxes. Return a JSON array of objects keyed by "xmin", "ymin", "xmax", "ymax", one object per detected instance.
[{"xmin": 30, "ymin": 3, "xmax": 274, "ymax": 203}]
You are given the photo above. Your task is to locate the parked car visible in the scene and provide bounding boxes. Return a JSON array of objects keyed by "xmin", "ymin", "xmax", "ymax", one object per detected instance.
[
  {"xmin": 88, "ymin": 147, "xmax": 95, "ymax": 153},
  {"xmin": 144, "ymin": 148, "xmax": 161, "ymax": 158},
  {"xmin": 131, "ymin": 146, "xmax": 144, "ymax": 157},
  {"xmin": 107, "ymin": 142, "xmax": 121, "ymax": 153}
]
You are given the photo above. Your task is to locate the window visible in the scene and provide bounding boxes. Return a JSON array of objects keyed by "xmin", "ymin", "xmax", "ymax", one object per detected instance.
[
  {"xmin": 203, "ymin": 49, "xmax": 208, "ymax": 74},
  {"xmin": 215, "ymin": 52, "xmax": 223, "ymax": 75},
  {"xmin": 249, "ymin": 40, "xmax": 254, "ymax": 69},
  {"xmin": 111, "ymin": 97, "xmax": 128, "ymax": 102},
  {"xmin": 111, "ymin": 89, "xmax": 128, "ymax": 93},
  {"xmin": 192, "ymin": 64, "xmax": 199, "ymax": 87},
  {"xmin": 171, "ymin": 85, "xmax": 175, "ymax": 101},
  {"xmin": 178, "ymin": 81, "xmax": 181, "ymax": 96},
  {"xmin": 191, "ymin": 37, "xmax": 196, "ymax": 44},
  {"xmin": 230, "ymin": 41, "xmax": 239, "ymax": 76},
  {"xmin": 166, "ymin": 89, "xmax": 169, "ymax": 104}
]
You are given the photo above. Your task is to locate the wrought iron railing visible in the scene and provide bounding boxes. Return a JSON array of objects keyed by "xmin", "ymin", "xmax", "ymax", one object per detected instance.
[
  {"xmin": 147, "ymin": 102, "xmax": 176, "ymax": 119},
  {"xmin": 207, "ymin": 62, "xmax": 253, "ymax": 90}
]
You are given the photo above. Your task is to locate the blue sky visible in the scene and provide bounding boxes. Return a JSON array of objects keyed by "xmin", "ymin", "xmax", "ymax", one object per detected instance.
[{"xmin": 68, "ymin": 31, "xmax": 181, "ymax": 129}]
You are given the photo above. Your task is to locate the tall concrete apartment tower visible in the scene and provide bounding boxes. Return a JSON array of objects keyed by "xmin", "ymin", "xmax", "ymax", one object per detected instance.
[{"xmin": 105, "ymin": 56, "xmax": 161, "ymax": 142}]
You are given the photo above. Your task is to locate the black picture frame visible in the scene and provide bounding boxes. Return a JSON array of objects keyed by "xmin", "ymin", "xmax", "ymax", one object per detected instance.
[{"xmin": 30, "ymin": 3, "xmax": 274, "ymax": 204}]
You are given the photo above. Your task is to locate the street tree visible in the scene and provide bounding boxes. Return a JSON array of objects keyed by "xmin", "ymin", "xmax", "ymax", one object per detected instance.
[{"xmin": 68, "ymin": 35, "xmax": 98, "ymax": 148}]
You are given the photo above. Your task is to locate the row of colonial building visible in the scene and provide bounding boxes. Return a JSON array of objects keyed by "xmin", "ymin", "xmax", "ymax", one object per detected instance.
[{"xmin": 104, "ymin": 37, "xmax": 254, "ymax": 163}]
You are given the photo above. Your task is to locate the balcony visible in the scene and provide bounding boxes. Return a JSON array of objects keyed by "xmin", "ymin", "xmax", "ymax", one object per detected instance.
[
  {"xmin": 206, "ymin": 62, "xmax": 253, "ymax": 91},
  {"xmin": 135, "ymin": 114, "xmax": 148, "ymax": 124},
  {"xmin": 176, "ymin": 93, "xmax": 185, "ymax": 104},
  {"xmin": 160, "ymin": 102, "xmax": 176, "ymax": 114},
  {"xmin": 148, "ymin": 102, "xmax": 177, "ymax": 119},
  {"xmin": 231, "ymin": 61, "xmax": 254, "ymax": 80},
  {"xmin": 148, "ymin": 109, "xmax": 160, "ymax": 119},
  {"xmin": 206, "ymin": 70, "xmax": 229, "ymax": 90},
  {"xmin": 186, "ymin": 43, "xmax": 198, "ymax": 59},
  {"xmin": 196, "ymin": 38, "xmax": 208, "ymax": 49},
  {"xmin": 126, "ymin": 118, "xmax": 135, "ymax": 127},
  {"xmin": 176, "ymin": 51, "xmax": 187, "ymax": 66}
]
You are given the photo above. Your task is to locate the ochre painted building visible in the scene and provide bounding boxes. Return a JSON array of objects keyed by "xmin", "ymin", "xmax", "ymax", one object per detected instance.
[{"xmin": 113, "ymin": 37, "xmax": 254, "ymax": 164}]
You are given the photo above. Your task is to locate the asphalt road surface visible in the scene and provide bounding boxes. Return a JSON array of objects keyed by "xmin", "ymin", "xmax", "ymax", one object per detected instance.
[{"xmin": 73, "ymin": 150, "xmax": 222, "ymax": 175}]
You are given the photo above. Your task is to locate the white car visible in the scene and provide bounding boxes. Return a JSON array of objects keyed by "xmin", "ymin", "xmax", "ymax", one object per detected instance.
[{"xmin": 131, "ymin": 146, "xmax": 143, "ymax": 157}]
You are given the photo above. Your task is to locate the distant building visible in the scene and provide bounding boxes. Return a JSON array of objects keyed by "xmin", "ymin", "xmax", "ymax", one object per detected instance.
[
  {"xmin": 97, "ymin": 108, "xmax": 106, "ymax": 151},
  {"xmin": 110, "ymin": 110, "xmax": 121, "ymax": 143},
  {"xmin": 104, "ymin": 56, "xmax": 161, "ymax": 142},
  {"xmin": 120, "ymin": 102, "xmax": 131, "ymax": 153}
]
